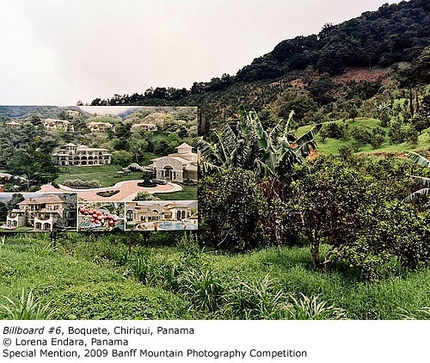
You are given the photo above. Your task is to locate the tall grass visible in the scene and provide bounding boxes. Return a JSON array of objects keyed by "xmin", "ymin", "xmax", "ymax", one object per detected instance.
[
  {"xmin": 178, "ymin": 268, "xmax": 224, "ymax": 313},
  {"xmin": 284, "ymin": 293, "xmax": 347, "ymax": 320},
  {"xmin": 2, "ymin": 234, "xmax": 430, "ymax": 319},
  {"xmin": 0, "ymin": 289, "xmax": 54, "ymax": 320},
  {"xmin": 222, "ymin": 274, "xmax": 287, "ymax": 319}
]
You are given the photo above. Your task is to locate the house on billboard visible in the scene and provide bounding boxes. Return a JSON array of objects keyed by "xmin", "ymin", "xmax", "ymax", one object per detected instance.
[
  {"xmin": 151, "ymin": 143, "xmax": 197, "ymax": 183},
  {"xmin": 5, "ymin": 121, "xmax": 21, "ymax": 129},
  {"xmin": 44, "ymin": 118, "xmax": 74, "ymax": 131},
  {"xmin": 131, "ymin": 123, "xmax": 157, "ymax": 132},
  {"xmin": 126, "ymin": 201, "xmax": 198, "ymax": 229},
  {"xmin": 51, "ymin": 143, "xmax": 112, "ymax": 166},
  {"xmin": 65, "ymin": 110, "xmax": 81, "ymax": 118},
  {"xmin": 6, "ymin": 194, "xmax": 76, "ymax": 231},
  {"xmin": 87, "ymin": 121, "xmax": 114, "ymax": 133}
]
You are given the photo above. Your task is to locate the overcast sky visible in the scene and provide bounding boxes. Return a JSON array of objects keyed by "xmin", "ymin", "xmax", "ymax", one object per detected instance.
[{"xmin": 0, "ymin": 0, "xmax": 399, "ymax": 106}]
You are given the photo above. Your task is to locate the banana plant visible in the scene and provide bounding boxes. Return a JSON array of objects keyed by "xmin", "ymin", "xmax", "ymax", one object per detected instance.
[
  {"xmin": 405, "ymin": 151, "xmax": 430, "ymax": 201},
  {"xmin": 199, "ymin": 108, "xmax": 321, "ymax": 246},
  {"xmin": 198, "ymin": 107, "xmax": 321, "ymax": 181}
]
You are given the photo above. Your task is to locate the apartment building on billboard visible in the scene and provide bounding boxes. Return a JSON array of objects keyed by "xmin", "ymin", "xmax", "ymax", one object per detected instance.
[{"xmin": 51, "ymin": 143, "xmax": 111, "ymax": 166}]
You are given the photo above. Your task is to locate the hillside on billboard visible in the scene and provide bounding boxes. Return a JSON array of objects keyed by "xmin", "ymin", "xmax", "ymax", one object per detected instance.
[{"xmin": 0, "ymin": 106, "xmax": 198, "ymax": 232}]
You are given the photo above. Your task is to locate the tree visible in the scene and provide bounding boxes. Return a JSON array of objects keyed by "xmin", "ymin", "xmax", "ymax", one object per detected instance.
[
  {"xmin": 199, "ymin": 108, "xmax": 321, "ymax": 246},
  {"xmin": 306, "ymin": 73, "xmax": 336, "ymax": 106},
  {"xmin": 129, "ymin": 138, "xmax": 149, "ymax": 163},
  {"xmin": 111, "ymin": 150, "xmax": 133, "ymax": 167},
  {"xmin": 30, "ymin": 115, "xmax": 42, "ymax": 127},
  {"xmin": 285, "ymin": 157, "xmax": 373, "ymax": 269},
  {"xmin": 285, "ymin": 156, "xmax": 430, "ymax": 275},
  {"xmin": 0, "ymin": 202, "xmax": 7, "ymax": 222},
  {"xmin": 199, "ymin": 168, "xmax": 268, "ymax": 251},
  {"xmin": 114, "ymin": 123, "xmax": 132, "ymax": 151},
  {"xmin": 405, "ymin": 125, "xmax": 419, "ymax": 146},
  {"xmin": 199, "ymin": 108, "xmax": 321, "ymax": 181},
  {"xmin": 5, "ymin": 147, "xmax": 58, "ymax": 190},
  {"xmin": 276, "ymin": 87, "xmax": 318, "ymax": 123},
  {"xmin": 389, "ymin": 121, "xmax": 406, "ymax": 145},
  {"xmin": 6, "ymin": 194, "xmax": 25, "ymax": 212}
]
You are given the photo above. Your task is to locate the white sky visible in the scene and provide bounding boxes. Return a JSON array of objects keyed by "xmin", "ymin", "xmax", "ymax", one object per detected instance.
[{"xmin": 0, "ymin": 0, "xmax": 399, "ymax": 106}]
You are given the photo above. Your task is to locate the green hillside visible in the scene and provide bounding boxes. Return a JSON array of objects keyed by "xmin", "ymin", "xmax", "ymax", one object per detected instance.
[{"xmin": 297, "ymin": 116, "xmax": 430, "ymax": 156}]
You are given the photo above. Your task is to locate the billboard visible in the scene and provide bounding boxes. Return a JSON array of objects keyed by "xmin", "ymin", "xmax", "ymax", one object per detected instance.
[{"xmin": 0, "ymin": 105, "xmax": 198, "ymax": 232}]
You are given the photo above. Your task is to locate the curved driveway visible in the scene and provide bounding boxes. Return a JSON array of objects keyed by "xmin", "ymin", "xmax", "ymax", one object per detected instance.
[{"xmin": 39, "ymin": 180, "xmax": 183, "ymax": 202}]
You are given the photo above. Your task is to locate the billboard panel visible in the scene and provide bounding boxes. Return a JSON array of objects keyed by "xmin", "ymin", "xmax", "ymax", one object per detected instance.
[
  {"xmin": 0, "ymin": 192, "xmax": 77, "ymax": 232},
  {"xmin": 0, "ymin": 105, "xmax": 198, "ymax": 232}
]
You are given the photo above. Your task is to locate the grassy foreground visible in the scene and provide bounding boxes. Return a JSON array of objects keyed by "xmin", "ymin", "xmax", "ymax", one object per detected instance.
[{"xmin": 1, "ymin": 233, "xmax": 430, "ymax": 320}]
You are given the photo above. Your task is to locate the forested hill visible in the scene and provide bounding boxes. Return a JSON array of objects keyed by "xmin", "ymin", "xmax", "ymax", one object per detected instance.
[
  {"xmin": 236, "ymin": 0, "xmax": 430, "ymax": 81},
  {"xmin": 86, "ymin": 0, "xmax": 430, "ymax": 131}
]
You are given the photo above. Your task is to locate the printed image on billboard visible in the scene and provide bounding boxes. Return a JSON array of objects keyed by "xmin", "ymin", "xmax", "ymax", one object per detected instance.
[
  {"xmin": 0, "ymin": 105, "xmax": 198, "ymax": 232},
  {"xmin": 125, "ymin": 200, "xmax": 198, "ymax": 231},
  {"xmin": 0, "ymin": 193, "xmax": 77, "ymax": 232},
  {"xmin": 77, "ymin": 201, "xmax": 125, "ymax": 232}
]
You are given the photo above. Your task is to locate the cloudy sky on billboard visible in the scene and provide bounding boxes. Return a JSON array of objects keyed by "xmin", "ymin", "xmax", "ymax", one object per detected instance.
[{"xmin": 1, "ymin": 0, "xmax": 398, "ymax": 105}]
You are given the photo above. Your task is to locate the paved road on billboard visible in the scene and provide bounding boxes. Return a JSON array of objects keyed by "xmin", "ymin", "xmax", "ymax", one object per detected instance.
[{"xmin": 39, "ymin": 181, "xmax": 183, "ymax": 201}]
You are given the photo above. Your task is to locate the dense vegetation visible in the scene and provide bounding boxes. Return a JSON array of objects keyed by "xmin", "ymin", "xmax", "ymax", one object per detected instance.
[
  {"xmin": 1, "ymin": 233, "xmax": 430, "ymax": 320},
  {"xmin": 198, "ymin": 109, "xmax": 430, "ymax": 280}
]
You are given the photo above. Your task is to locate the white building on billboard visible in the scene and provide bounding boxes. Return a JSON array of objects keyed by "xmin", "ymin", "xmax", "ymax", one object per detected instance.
[
  {"xmin": 52, "ymin": 143, "xmax": 111, "ymax": 166},
  {"xmin": 151, "ymin": 143, "xmax": 197, "ymax": 183}
]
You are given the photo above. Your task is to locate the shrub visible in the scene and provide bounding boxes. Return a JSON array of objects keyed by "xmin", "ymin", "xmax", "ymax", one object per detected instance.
[
  {"xmin": 389, "ymin": 121, "xmax": 406, "ymax": 144},
  {"xmin": 63, "ymin": 178, "xmax": 102, "ymax": 189},
  {"xmin": 133, "ymin": 191, "xmax": 160, "ymax": 201},
  {"xmin": 320, "ymin": 122, "xmax": 345, "ymax": 141},
  {"xmin": 96, "ymin": 190, "xmax": 119, "ymax": 198},
  {"xmin": 349, "ymin": 126, "xmax": 372, "ymax": 146},
  {"xmin": 370, "ymin": 127, "xmax": 386, "ymax": 149},
  {"xmin": 405, "ymin": 125, "xmax": 419, "ymax": 146},
  {"xmin": 137, "ymin": 177, "xmax": 157, "ymax": 188},
  {"xmin": 338, "ymin": 145, "xmax": 354, "ymax": 161},
  {"xmin": 199, "ymin": 168, "xmax": 268, "ymax": 251},
  {"xmin": 111, "ymin": 150, "xmax": 133, "ymax": 167},
  {"xmin": 183, "ymin": 178, "xmax": 197, "ymax": 186},
  {"xmin": 286, "ymin": 156, "xmax": 430, "ymax": 279}
]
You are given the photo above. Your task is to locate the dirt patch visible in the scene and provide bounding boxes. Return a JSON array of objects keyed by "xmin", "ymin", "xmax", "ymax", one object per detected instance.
[{"xmin": 332, "ymin": 66, "xmax": 390, "ymax": 85}]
